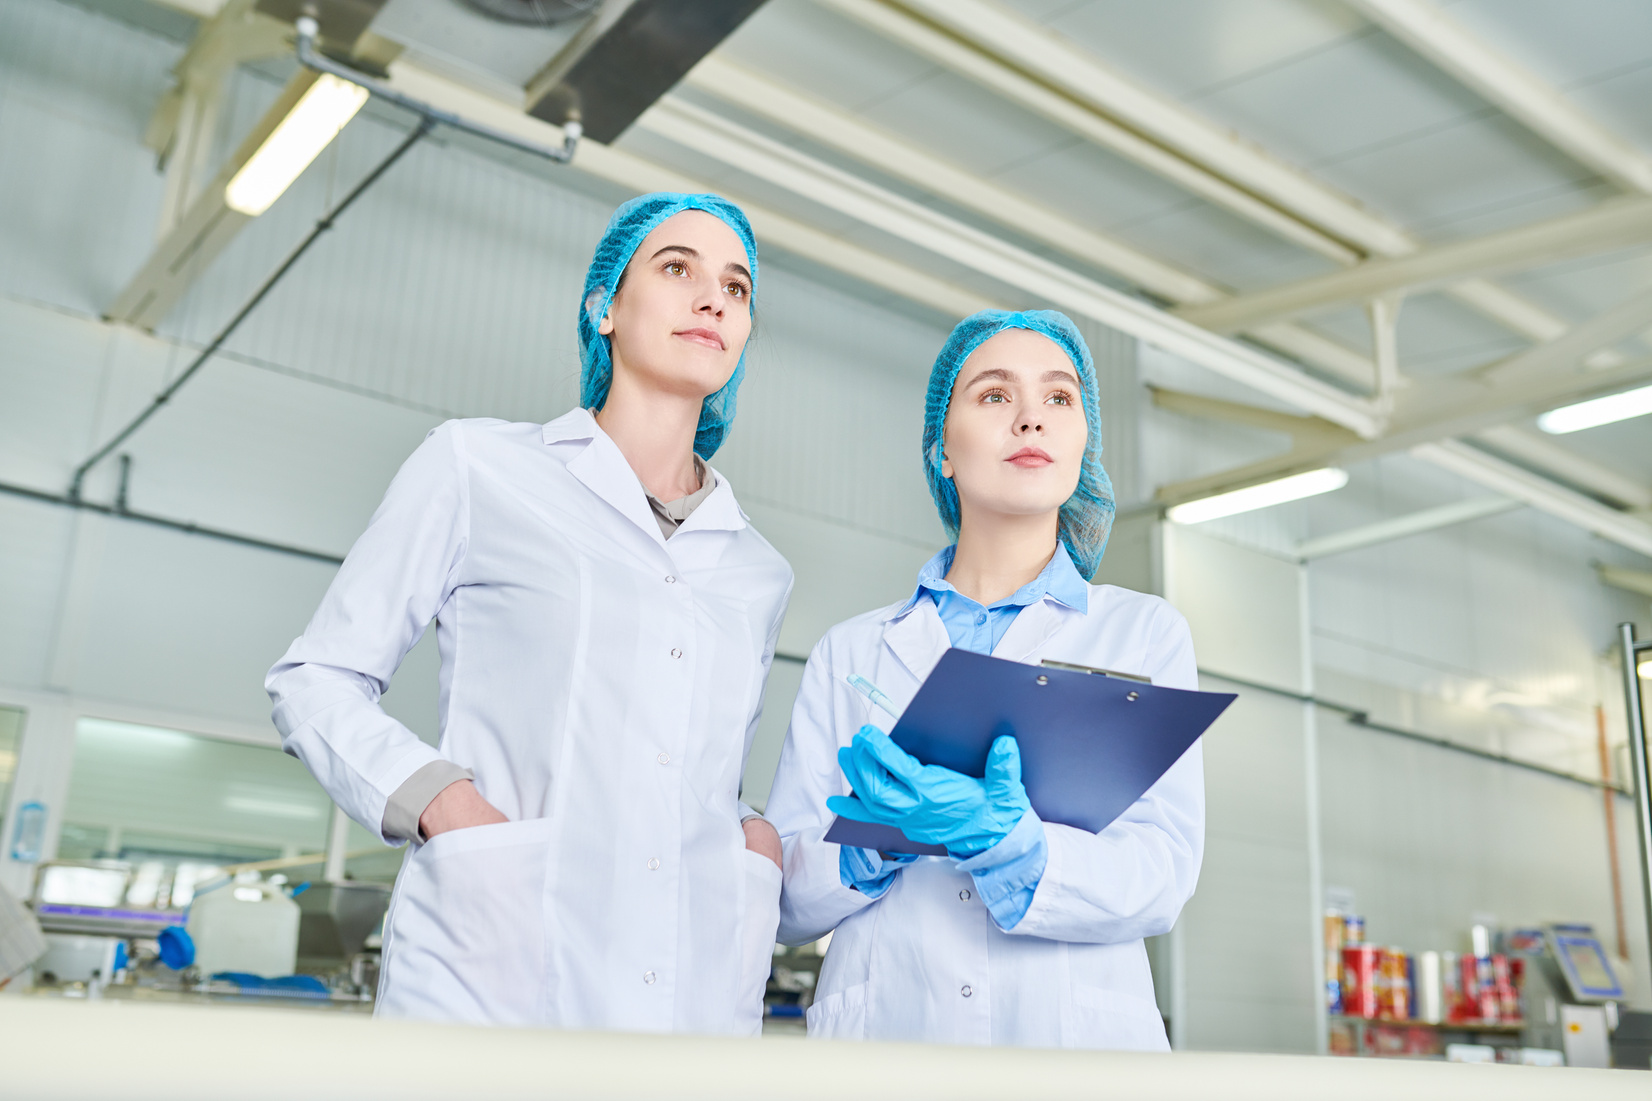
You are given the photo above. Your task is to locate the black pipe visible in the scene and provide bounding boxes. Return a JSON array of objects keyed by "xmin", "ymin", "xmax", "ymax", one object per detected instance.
[
  {"xmin": 2, "ymin": 478, "xmax": 343, "ymax": 566},
  {"xmin": 69, "ymin": 116, "xmax": 434, "ymax": 503},
  {"xmin": 771, "ymin": 652, "xmax": 1629, "ymax": 796}
]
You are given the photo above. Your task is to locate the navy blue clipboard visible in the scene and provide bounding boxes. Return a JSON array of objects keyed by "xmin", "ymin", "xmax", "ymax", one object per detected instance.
[{"xmin": 823, "ymin": 648, "xmax": 1235, "ymax": 855}]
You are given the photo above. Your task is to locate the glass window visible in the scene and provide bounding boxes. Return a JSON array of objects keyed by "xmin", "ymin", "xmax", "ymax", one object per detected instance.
[
  {"xmin": 61, "ymin": 719, "xmax": 332, "ymax": 893},
  {"xmin": 58, "ymin": 718, "xmax": 405, "ymax": 895}
]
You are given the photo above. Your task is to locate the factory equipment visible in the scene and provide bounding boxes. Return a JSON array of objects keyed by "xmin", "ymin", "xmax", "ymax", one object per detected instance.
[
  {"xmin": 294, "ymin": 882, "xmax": 389, "ymax": 971},
  {"xmin": 186, "ymin": 879, "xmax": 300, "ymax": 979},
  {"xmin": 29, "ymin": 860, "xmax": 184, "ymax": 939},
  {"xmin": 1510, "ymin": 924, "xmax": 1624, "ymax": 1069}
]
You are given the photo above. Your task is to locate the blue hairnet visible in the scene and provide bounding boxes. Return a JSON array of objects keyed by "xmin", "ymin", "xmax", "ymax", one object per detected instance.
[
  {"xmin": 922, "ymin": 309, "xmax": 1115, "ymax": 578},
  {"xmin": 578, "ymin": 192, "xmax": 758, "ymax": 458}
]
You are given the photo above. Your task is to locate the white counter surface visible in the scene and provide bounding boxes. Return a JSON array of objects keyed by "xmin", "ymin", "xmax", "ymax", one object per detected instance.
[{"xmin": 1, "ymin": 996, "xmax": 1643, "ymax": 1100}]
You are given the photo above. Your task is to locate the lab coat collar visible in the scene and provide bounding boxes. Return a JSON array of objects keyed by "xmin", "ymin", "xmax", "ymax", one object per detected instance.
[
  {"xmin": 543, "ymin": 408, "xmax": 746, "ymax": 542},
  {"xmin": 881, "ymin": 599, "xmax": 954, "ymax": 685}
]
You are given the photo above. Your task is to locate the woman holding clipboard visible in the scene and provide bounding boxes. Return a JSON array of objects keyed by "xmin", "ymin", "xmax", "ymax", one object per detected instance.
[{"xmin": 765, "ymin": 309, "xmax": 1202, "ymax": 1049}]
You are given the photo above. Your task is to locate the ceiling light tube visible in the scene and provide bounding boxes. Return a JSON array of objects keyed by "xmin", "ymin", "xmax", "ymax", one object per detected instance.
[
  {"xmin": 225, "ymin": 74, "xmax": 370, "ymax": 216},
  {"xmin": 1537, "ymin": 383, "xmax": 1652, "ymax": 435},
  {"xmin": 1168, "ymin": 468, "xmax": 1350, "ymax": 524}
]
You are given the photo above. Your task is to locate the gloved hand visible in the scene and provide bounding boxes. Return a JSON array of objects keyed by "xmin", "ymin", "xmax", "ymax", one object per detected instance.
[{"xmin": 826, "ymin": 724, "xmax": 1030, "ymax": 859}]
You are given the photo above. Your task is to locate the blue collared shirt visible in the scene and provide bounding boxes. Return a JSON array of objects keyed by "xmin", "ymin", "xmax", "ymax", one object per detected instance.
[
  {"xmin": 910, "ymin": 543, "xmax": 1090, "ymax": 652},
  {"xmin": 843, "ymin": 545, "xmax": 1085, "ymax": 929}
]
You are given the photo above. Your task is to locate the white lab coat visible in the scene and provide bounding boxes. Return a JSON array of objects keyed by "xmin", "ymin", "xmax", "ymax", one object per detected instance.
[
  {"xmin": 765, "ymin": 585, "xmax": 1203, "ymax": 1049},
  {"xmin": 267, "ymin": 409, "xmax": 792, "ymax": 1033}
]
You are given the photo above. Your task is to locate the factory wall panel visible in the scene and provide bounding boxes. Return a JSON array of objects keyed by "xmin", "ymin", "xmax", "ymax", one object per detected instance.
[{"xmin": 1162, "ymin": 527, "xmax": 1322, "ymax": 1053}]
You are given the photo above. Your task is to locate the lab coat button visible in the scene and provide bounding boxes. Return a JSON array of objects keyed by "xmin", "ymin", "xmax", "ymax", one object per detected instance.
[
  {"xmin": 665, "ymin": 575, "xmax": 676, "ymax": 583},
  {"xmin": 647, "ymin": 858, "xmax": 660, "ymax": 871},
  {"xmin": 959, "ymin": 889, "xmax": 971, "ymax": 901},
  {"xmin": 643, "ymin": 971, "xmax": 656, "ymax": 985},
  {"xmin": 670, "ymin": 648, "xmax": 683, "ymax": 659},
  {"xmin": 657, "ymin": 752, "xmax": 670, "ymax": 765},
  {"xmin": 961, "ymin": 985, "xmax": 972, "ymax": 998}
]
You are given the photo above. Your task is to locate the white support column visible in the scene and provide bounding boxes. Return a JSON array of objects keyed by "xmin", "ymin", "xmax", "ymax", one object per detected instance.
[
  {"xmin": 324, "ymin": 803, "xmax": 350, "ymax": 884},
  {"xmin": 1368, "ymin": 294, "xmax": 1403, "ymax": 410},
  {"xmin": 1160, "ymin": 525, "xmax": 1324, "ymax": 1053}
]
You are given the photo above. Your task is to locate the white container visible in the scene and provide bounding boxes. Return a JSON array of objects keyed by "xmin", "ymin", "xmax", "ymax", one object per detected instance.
[
  {"xmin": 187, "ymin": 881, "xmax": 299, "ymax": 978},
  {"xmin": 1417, "ymin": 950, "xmax": 1442, "ymax": 1023}
]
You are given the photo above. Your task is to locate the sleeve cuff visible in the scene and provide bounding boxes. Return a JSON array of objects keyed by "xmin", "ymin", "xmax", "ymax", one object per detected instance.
[
  {"xmin": 955, "ymin": 809, "xmax": 1047, "ymax": 930},
  {"xmin": 381, "ymin": 760, "xmax": 474, "ymax": 842},
  {"xmin": 839, "ymin": 846, "xmax": 911, "ymax": 899}
]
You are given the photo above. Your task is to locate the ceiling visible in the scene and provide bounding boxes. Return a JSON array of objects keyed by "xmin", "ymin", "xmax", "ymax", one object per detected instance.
[{"xmin": 111, "ymin": 0, "xmax": 1652, "ymax": 551}]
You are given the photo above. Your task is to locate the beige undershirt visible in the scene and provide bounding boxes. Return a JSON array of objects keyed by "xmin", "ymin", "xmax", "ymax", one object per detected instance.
[{"xmin": 381, "ymin": 456, "xmax": 719, "ymax": 842}]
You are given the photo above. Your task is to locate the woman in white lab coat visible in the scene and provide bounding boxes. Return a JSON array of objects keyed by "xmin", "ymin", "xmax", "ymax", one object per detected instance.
[
  {"xmin": 765, "ymin": 309, "xmax": 1202, "ymax": 1050},
  {"xmin": 267, "ymin": 193, "xmax": 792, "ymax": 1032}
]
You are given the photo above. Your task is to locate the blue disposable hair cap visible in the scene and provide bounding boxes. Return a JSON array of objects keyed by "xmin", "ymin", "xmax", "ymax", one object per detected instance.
[
  {"xmin": 922, "ymin": 309, "xmax": 1115, "ymax": 578},
  {"xmin": 578, "ymin": 192, "xmax": 759, "ymax": 458}
]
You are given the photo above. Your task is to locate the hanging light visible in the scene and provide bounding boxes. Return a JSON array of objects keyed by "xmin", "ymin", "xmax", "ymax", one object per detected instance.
[
  {"xmin": 1537, "ymin": 383, "xmax": 1652, "ymax": 435},
  {"xmin": 225, "ymin": 74, "xmax": 370, "ymax": 216},
  {"xmin": 1168, "ymin": 468, "xmax": 1350, "ymax": 525}
]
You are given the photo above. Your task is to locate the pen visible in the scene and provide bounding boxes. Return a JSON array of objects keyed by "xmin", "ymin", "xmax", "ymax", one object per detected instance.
[{"xmin": 845, "ymin": 673, "xmax": 901, "ymax": 719}]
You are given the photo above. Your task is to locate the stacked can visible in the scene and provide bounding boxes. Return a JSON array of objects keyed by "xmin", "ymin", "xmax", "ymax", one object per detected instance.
[
  {"xmin": 1377, "ymin": 948, "xmax": 1410, "ymax": 1020},
  {"xmin": 1341, "ymin": 944, "xmax": 1380, "ymax": 1019}
]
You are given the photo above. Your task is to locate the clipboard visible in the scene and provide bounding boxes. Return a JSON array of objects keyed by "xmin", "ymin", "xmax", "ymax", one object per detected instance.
[{"xmin": 823, "ymin": 648, "xmax": 1235, "ymax": 855}]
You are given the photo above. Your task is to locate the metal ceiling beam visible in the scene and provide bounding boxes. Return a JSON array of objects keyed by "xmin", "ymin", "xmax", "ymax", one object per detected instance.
[
  {"xmin": 1154, "ymin": 351, "xmax": 1652, "ymax": 505},
  {"xmin": 1413, "ymin": 441, "xmax": 1652, "ymax": 557},
  {"xmin": 887, "ymin": 0, "xmax": 1414, "ymax": 254},
  {"xmin": 1178, "ymin": 196, "xmax": 1652, "ymax": 333},
  {"xmin": 1296, "ymin": 496, "xmax": 1521, "ymax": 560},
  {"xmin": 834, "ymin": 0, "xmax": 1593, "ymax": 352},
  {"xmin": 633, "ymin": 96, "xmax": 1387, "ymax": 436},
  {"xmin": 1600, "ymin": 565, "xmax": 1652, "ymax": 599},
  {"xmin": 1480, "ymin": 292, "xmax": 1652, "ymax": 383},
  {"xmin": 1475, "ymin": 425, "xmax": 1652, "ymax": 512},
  {"xmin": 683, "ymin": 56, "xmax": 1378, "ymax": 389},
  {"xmin": 812, "ymin": 0, "xmax": 1360, "ymax": 264},
  {"xmin": 1348, "ymin": 0, "xmax": 1652, "ymax": 194},
  {"xmin": 379, "ymin": 60, "xmax": 995, "ymax": 321},
  {"xmin": 107, "ymin": 67, "xmax": 323, "ymax": 330}
]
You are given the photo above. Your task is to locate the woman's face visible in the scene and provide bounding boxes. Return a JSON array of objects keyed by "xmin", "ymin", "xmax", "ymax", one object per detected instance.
[
  {"xmin": 940, "ymin": 329, "xmax": 1087, "ymax": 525},
  {"xmin": 599, "ymin": 210, "xmax": 753, "ymax": 402}
]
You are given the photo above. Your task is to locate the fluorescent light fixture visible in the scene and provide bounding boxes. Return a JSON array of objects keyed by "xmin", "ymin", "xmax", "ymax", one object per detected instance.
[
  {"xmin": 1168, "ymin": 468, "xmax": 1350, "ymax": 525},
  {"xmin": 1640, "ymin": 656, "xmax": 1651, "ymax": 680},
  {"xmin": 1537, "ymin": 383, "xmax": 1652, "ymax": 435},
  {"xmin": 224, "ymin": 74, "xmax": 369, "ymax": 216}
]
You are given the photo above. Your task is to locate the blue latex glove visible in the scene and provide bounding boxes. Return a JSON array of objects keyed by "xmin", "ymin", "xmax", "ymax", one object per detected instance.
[{"xmin": 826, "ymin": 724, "xmax": 1031, "ymax": 858}]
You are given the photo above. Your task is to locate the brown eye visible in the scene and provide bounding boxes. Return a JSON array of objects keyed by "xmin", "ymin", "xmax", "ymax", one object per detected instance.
[
  {"xmin": 725, "ymin": 280, "xmax": 747, "ymax": 298},
  {"xmin": 664, "ymin": 260, "xmax": 687, "ymax": 276}
]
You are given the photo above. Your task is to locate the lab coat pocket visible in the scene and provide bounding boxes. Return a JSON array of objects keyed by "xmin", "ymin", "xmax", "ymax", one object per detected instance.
[
  {"xmin": 737, "ymin": 847, "xmax": 782, "ymax": 1035},
  {"xmin": 804, "ymin": 981, "xmax": 867, "ymax": 1040},
  {"xmin": 1070, "ymin": 984, "xmax": 1170, "ymax": 1052},
  {"xmin": 378, "ymin": 817, "xmax": 553, "ymax": 1027}
]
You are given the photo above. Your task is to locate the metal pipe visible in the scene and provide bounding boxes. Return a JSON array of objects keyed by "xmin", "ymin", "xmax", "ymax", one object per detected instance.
[
  {"xmin": 1619, "ymin": 622, "xmax": 1652, "ymax": 964},
  {"xmin": 68, "ymin": 116, "xmax": 433, "ymax": 502},
  {"xmin": 293, "ymin": 16, "xmax": 582, "ymax": 163},
  {"xmin": 2, "ymin": 478, "xmax": 343, "ymax": 566}
]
